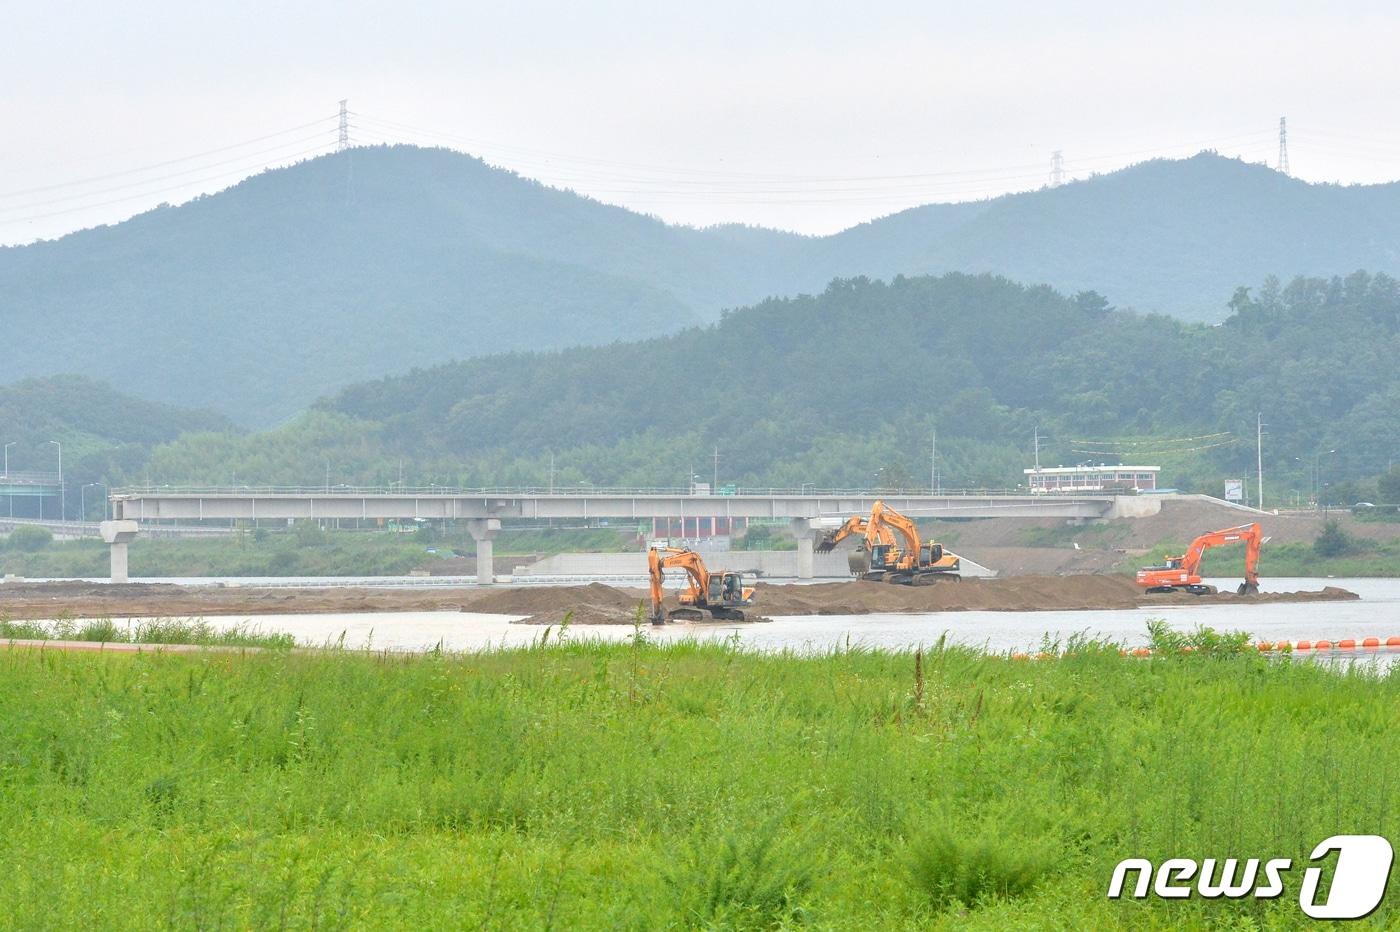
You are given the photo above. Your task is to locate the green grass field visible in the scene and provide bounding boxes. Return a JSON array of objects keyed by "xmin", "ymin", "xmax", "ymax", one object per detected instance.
[{"xmin": 1, "ymin": 636, "xmax": 1395, "ymax": 928}]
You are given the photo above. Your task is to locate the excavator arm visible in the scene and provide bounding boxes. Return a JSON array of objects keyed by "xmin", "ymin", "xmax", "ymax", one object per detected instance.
[
  {"xmin": 816, "ymin": 516, "xmax": 896, "ymax": 553},
  {"xmin": 868, "ymin": 500, "xmax": 921, "ymax": 568},
  {"xmin": 648, "ymin": 547, "xmax": 708, "ymax": 623},
  {"xmin": 1179, "ymin": 523, "xmax": 1261, "ymax": 592},
  {"xmin": 1138, "ymin": 523, "xmax": 1261, "ymax": 594}
]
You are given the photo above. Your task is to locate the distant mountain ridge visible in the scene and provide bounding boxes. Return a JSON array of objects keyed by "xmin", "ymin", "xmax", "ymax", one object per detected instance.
[{"xmin": 2, "ymin": 146, "xmax": 1397, "ymax": 423}]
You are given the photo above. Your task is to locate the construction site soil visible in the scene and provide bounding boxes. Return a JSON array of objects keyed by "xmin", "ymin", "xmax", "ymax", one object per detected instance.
[{"xmin": 0, "ymin": 577, "xmax": 1357, "ymax": 624}]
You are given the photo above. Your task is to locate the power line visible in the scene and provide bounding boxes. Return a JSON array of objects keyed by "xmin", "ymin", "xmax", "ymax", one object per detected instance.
[
  {"xmin": 1071, "ymin": 432, "xmax": 1233, "ymax": 445},
  {"xmin": 0, "ymin": 141, "xmax": 337, "ymax": 226},
  {"xmin": 353, "ymin": 111, "xmax": 1278, "ymax": 189},
  {"xmin": 0, "ymin": 115, "xmax": 340, "ymax": 201},
  {"xmin": 0, "ymin": 131, "xmax": 337, "ymax": 216}
]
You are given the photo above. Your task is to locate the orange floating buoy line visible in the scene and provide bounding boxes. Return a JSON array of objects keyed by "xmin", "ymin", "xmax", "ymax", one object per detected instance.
[
  {"xmin": 1258, "ymin": 635, "xmax": 1400, "ymax": 653},
  {"xmin": 1009, "ymin": 635, "xmax": 1400, "ymax": 660}
]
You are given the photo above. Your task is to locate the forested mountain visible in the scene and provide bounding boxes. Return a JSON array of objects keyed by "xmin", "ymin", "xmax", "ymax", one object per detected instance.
[
  {"xmin": 4, "ymin": 146, "xmax": 1398, "ymax": 424},
  {"xmin": 0, "ymin": 376, "xmax": 228, "ymax": 511},
  {"xmin": 145, "ymin": 272, "xmax": 1400, "ymax": 498}
]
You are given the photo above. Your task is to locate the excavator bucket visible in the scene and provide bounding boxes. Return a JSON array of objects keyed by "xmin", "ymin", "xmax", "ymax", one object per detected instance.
[
  {"xmin": 847, "ymin": 547, "xmax": 871, "ymax": 576},
  {"xmin": 815, "ymin": 533, "xmax": 840, "ymax": 554}
]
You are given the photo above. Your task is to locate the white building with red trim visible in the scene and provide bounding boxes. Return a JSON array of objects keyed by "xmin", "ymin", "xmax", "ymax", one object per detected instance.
[{"xmin": 1025, "ymin": 465, "xmax": 1159, "ymax": 492}]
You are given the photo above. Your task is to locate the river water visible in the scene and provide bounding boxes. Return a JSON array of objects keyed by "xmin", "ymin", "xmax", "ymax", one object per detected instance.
[{"xmin": 70, "ymin": 577, "xmax": 1400, "ymax": 660}]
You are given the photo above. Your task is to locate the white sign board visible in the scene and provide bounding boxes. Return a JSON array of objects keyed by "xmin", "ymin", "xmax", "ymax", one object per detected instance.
[{"xmin": 1224, "ymin": 479, "xmax": 1244, "ymax": 502}]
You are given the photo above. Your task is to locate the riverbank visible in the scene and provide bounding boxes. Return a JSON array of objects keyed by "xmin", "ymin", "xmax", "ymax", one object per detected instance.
[
  {"xmin": 2, "ymin": 639, "xmax": 1394, "ymax": 928},
  {"xmin": 0, "ymin": 526, "xmax": 636, "ymax": 579},
  {"xmin": 0, "ymin": 575, "xmax": 1358, "ymax": 623}
]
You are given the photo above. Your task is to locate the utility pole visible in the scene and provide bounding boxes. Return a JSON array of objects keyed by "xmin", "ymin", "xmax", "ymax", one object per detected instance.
[
  {"xmin": 1033, "ymin": 427, "xmax": 1041, "ymax": 471},
  {"xmin": 338, "ymin": 100, "xmax": 350, "ymax": 151},
  {"xmin": 930, "ymin": 431, "xmax": 936, "ymax": 493},
  {"xmin": 548, "ymin": 451, "xmax": 555, "ymax": 494},
  {"xmin": 713, "ymin": 446, "xmax": 720, "ymax": 491},
  {"xmin": 1256, "ymin": 413, "xmax": 1264, "ymax": 512},
  {"xmin": 49, "ymin": 440, "xmax": 63, "ymax": 522},
  {"xmin": 4, "ymin": 442, "xmax": 13, "ymax": 518},
  {"xmin": 1049, "ymin": 150, "xmax": 1065, "ymax": 187}
]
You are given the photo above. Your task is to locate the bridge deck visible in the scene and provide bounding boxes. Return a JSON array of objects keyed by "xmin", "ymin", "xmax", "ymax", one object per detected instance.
[{"xmin": 111, "ymin": 488, "xmax": 1116, "ymax": 522}]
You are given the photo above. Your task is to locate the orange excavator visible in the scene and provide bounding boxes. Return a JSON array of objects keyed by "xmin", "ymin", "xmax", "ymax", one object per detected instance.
[
  {"xmin": 816, "ymin": 499, "xmax": 961, "ymax": 585},
  {"xmin": 648, "ymin": 547, "xmax": 755, "ymax": 624},
  {"xmin": 1135, "ymin": 523, "xmax": 1262, "ymax": 595}
]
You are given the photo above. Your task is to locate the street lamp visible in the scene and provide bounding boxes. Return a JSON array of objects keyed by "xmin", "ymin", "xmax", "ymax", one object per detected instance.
[
  {"xmin": 1319, "ymin": 449, "xmax": 1338, "ymax": 515},
  {"xmin": 2, "ymin": 441, "xmax": 13, "ymax": 518},
  {"xmin": 49, "ymin": 440, "xmax": 63, "ymax": 522},
  {"xmin": 81, "ymin": 483, "xmax": 104, "ymax": 531}
]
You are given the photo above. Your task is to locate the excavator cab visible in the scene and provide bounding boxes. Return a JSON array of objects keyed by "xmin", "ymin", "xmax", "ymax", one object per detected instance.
[
  {"xmin": 919, "ymin": 542, "xmax": 944, "ymax": 566},
  {"xmin": 868, "ymin": 542, "xmax": 898, "ymax": 572},
  {"xmin": 704, "ymin": 572, "xmax": 746, "ymax": 606}
]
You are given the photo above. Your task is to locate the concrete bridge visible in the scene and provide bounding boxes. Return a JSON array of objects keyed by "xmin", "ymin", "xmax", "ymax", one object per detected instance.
[
  {"xmin": 0, "ymin": 517, "xmax": 234, "ymax": 541},
  {"xmin": 104, "ymin": 486, "xmax": 1150, "ymax": 584}
]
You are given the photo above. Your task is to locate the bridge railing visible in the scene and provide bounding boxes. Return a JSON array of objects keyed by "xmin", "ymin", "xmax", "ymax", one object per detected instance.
[
  {"xmin": 0, "ymin": 471, "xmax": 63, "ymax": 485},
  {"xmin": 110, "ymin": 485, "xmax": 1044, "ymax": 498}
]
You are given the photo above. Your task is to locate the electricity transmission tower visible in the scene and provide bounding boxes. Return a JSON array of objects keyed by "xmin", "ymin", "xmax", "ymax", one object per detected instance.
[
  {"xmin": 1277, "ymin": 116, "xmax": 1289, "ymax": 175},
  {"xmin": 1049, "ymin": 150, "xmax": 1065, "ymax": 187},
  {"xmin": 338, "ymin": 100, "xmax": 350, "ymax": 151}
]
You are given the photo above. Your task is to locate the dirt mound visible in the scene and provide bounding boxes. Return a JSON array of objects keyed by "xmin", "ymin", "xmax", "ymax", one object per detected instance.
[
  {"xmin": 0, "ymin": 576, "xmax": 1359, "ymax": 622},
  {"xmin": 519, "ymin": 605, "xmax": 642, "ymax": 626},
  {"xmin": 751, "ymin": 575, "xmax": 1147, "ymax": 614},
  {"xmin": 462, "ymin": 582, "xmax": 645, "ymax": 616},
  {"xmin": 507, "ymin": 576, "xmax": 1358, "ymax": 620}
]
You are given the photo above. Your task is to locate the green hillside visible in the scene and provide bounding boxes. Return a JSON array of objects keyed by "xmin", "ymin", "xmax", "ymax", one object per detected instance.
[
  {"xmin": 4, "ymin": 147, "xmax": 1399, "ymax": 424},
  {"xmin": 140, "ymin": 271, "xmax": 1400, "ymax": 498},
  {"xmin": 0, "ymin": 376, "xmax": 229, "ymax": 517}
]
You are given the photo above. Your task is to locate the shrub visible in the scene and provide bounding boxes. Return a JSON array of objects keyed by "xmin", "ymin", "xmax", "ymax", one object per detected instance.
[
  {"xmin": 905, "ymin": 826, "xmax": 1056, "ymax": 910},
  {"xmin": 666, "ymin": 813, "xmax": 817, "ymax": 928},
  {"xmin": 1313, "ymin": 520, "xmax": 1359, "ymax": 558},
  {"xmin": 1145, "ymin": 619, "xmax": 1253, "ymax": 655},
  {"xmin": 6, "ymin": 525, "xmax": 53, "ymax": 552}
]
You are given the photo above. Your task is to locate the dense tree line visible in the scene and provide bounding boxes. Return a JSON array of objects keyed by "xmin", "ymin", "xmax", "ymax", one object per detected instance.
[{"xmin": 128, "ymin": 271, "xmax": 1400, "ymax": 498}]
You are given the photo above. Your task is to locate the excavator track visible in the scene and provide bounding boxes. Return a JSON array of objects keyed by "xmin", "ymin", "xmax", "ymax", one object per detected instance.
[
  {"xmin": 878, "ymin": 571, "xmax": 961, "ymax": 586},
  {"xmin": 667, "ymin": 608, "xmax": 746, "ymax": 623}
]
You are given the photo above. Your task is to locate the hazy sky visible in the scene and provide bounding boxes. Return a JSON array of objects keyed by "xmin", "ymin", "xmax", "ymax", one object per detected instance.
[{"xmin": 4, "ymin": 0, "xmax": 1400, "ymax": 243}]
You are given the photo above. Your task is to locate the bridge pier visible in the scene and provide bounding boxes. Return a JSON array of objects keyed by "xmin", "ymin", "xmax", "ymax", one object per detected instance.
[
  {"xmin": 100, "ymin": 520, "xmax": 139, "ymax": 584},
  {"xmin": 790, "ymin": 518, "xmax": 814, "ymax": 579},
  {"xmin": 468, "ymin": 518, "xmax": 501, "ymax": 585}
]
